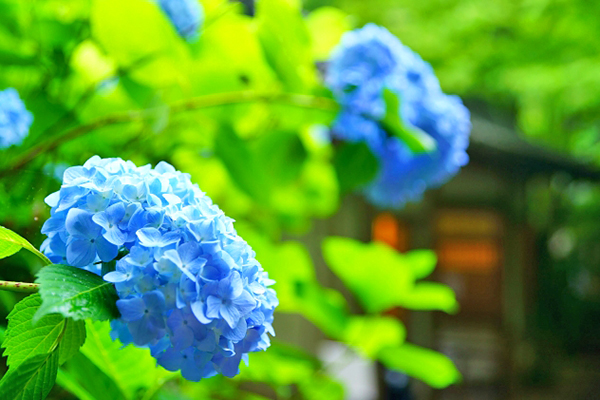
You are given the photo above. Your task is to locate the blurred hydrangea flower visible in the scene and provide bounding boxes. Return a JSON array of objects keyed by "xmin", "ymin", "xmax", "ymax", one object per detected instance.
[
  {"xmin": 0, "ymin": 88, "xmax": 33, "ymax": 149},
  {"xmin": 158, "ymin": 0, "xmax": 204, "ymax": 41},
  {"xmin": 41, "ymin": 156, "xmax": 277, "ymax": 381},
  {"xmin": 326, "ymin": 24, "xmax": 471, "ymax": 208}
]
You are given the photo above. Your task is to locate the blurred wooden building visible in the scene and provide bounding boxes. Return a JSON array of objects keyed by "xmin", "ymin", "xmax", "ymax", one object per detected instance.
[{"xmin": 297, "ymin": 113, "xmax": 600, "ymax": 400}]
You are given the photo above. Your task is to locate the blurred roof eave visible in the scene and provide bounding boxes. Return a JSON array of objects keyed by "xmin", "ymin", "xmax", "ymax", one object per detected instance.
[{"xmin": 468, "ymin": 115, "xmax": 600, "ymax": 181}]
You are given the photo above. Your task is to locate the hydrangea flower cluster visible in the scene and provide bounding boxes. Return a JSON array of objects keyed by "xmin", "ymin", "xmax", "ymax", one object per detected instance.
[
  {"xmin": 41, "ymin": 156, "xmax": 277, "ymax": 381},
  {"xmin": 158, "ymin": 0, "xmax": 204, "ymax": 41},
  {"xmin": 0, "ymin": 88, "xmax": 33, "ymax": 149},
  {"xmin": 326, "ymin": 24, "xmax": 471, "ymax": 208}
]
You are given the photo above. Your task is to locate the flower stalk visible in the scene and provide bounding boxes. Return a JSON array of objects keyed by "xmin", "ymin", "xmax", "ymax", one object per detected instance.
[{"xmin": 0, "ymin": 280, "xmax": 39, "ymax": 293}]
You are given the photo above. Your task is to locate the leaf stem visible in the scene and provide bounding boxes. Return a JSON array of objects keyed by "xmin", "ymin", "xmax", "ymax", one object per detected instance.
[
  {"xmin": 0, "ymin": 280, "xmax": 39, "ymax": 293},
  {"xmin": 0, "ymin": 90, "xmax": 339, "ymax": 177}
]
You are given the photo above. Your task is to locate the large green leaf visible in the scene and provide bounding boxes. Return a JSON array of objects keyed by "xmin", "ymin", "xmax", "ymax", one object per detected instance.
[
  {"xmin": 2, "ymin": 294, "xmax": 64, "ymax": 369},
  {"xmin": 333, "ymin": 141, "xmax": 379, "ymax": 193},
  {"xmin": 381, "ymin": 89, "xmax": 436, "ymax": 154},
  {"xmin": 0, "ymin": 225, "xmax": 51, "ymax": 264},
  {"xmin": 80, "ymin": 320, "xmax": 174, "ymax": 399},
  {"xmin": 34, "ymin": 264, "xmax": 119, "ymax": 322},
  {"xmin": 378, "ymin": 343, "xmax": 461, "ymax": 388},
  {"xmin": 0, "ymin": 350, "xmax": 59, "ymax": 400},
  {"xmin": 322, "ymin": 237, "xmax": 458, "ymax": 313},
  {"xmin": 2, "ymin": 294, "xmax": 85, "ymax": 369}
]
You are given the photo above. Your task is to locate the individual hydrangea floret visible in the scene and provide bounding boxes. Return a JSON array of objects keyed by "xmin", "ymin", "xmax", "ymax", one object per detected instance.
[
  {"xmin": 326, "ymin": 24, "xmax": 471, "ymax": 208},
  {"xmin": 41, "ymin": 156, "xmax": 278, "ymax": 381},
  {"xmin": 158, "ymin": 0, "xmax": 204, "ymax": 41},
  {"xmin": 0, "ymin": 88, "xmax": 33, "ymax": 149}
]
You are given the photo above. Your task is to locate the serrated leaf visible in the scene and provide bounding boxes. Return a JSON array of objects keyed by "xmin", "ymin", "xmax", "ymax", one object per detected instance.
[
  {"xmin": 2, "ymin": 294, "xmax": 64, "ymax": 369},
  {"xmin": 0, "ymin": 350, "xmax": 60, "ymax": 400},
  {"xmin": 381, "ymin": 89, "xmax": 435, "ymax": 154},
  {"xmin": 0, "ymin": 225, "xmax": 51, "ymax": 264},
  {"xmin": 34, "ymin": 264, "xmax": 119, "ymax": 322},
  {"xmin": 80, "ymin": 320, "xmax": 174, "ymax": 398},
  {"xmin": 378, "ymin": 343, "xmax": 461, "ymax": 388},
  {"xmin": 58, "ymin": 320, "xmax": 86, "ymax": 365}
]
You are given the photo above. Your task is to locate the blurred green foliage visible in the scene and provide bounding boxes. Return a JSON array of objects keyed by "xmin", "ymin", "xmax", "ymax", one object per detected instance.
[{"xmin": 0, "ymin": 0, "xmax": 463, "ymax": 398}]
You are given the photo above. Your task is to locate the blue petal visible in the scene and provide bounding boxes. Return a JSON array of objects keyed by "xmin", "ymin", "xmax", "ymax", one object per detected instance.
[
  {"xmin": 205, "ymin": 296, "xmax": 221, "ymax": 319},
  {"xmin": 220, "ymin": 302, "xmax": 241, "ymax": 329},
  {"xmin": 104, "ymin": 270, "xmax": 128, "ymax": 283},
  {"xmin": 95, "ymin": 235, "xmax": 119, "ymax": 262},
  {"xmin": 223, "ymin": 317, "xmax": 247, "ymax": 341},
  {"xmin": 143, "ymin": 290, "xmax": 166, "ymax": 313},
  {"xmin": 117, "ymin": 297, "xmax": 145, "ymax": 322},
  {"xmin": 158, "ymin": 347, "xmax": 183, "ymax": 372},
  {"xmin": 66, "ymin": 238, "xmax": 96, "ymax": 267},
  {"xmin": 190, "ymin": 299, "xmax": 212, "ymax": 324},
  {"xmin": 136, "ymin": 227, "xmax": 162, "ymax": 247},
  {"xmin": 128, "ymin": 319, "xmax": 158, "ymax": 345},
  {"xmin": 65, "ymin": 208, "xmax": 100, "ymax": 239}
]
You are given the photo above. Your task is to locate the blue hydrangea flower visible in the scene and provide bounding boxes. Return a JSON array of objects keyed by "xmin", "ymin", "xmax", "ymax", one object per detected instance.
[
  {"xmin": 0, "ymin": 88, "xmax": 33, "ymax": 149},
  {"xmin": 326, "ymin": 24, "xmax": 471, "ymax": 209},
  {"xmin": 158, "ymin": 0, "xmax": 204, "ymax": 41},
  {"xmin": 41, "ymin": 156, "xmax": 278, "ymax": 381}
]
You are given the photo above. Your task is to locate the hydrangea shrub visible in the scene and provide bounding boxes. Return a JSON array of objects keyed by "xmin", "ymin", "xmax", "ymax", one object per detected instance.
[
  {"xmin": 326, "ymin": 24, "xmax": 471, "ymax": 208},
  {"xmin": 0, "ymin": 88, "xmax": 33, "ymax": 149},
  {"xmin": 41, "ymin": 156, "xmax": 278, "ymax": 381}
]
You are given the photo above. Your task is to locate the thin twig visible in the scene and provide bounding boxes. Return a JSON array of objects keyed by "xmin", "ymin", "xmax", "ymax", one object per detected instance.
[{"xmin": 0, "ymin": 90, "xmax": 338, "ymax": 177}]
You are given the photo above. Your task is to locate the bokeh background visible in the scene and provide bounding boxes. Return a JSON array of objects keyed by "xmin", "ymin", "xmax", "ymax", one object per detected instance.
[{"xmin": 0, "ymin": 0, "xmax": 599, "ymax": 399}]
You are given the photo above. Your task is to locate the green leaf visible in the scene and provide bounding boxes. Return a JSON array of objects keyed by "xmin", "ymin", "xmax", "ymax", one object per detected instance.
[
  {"xmin": 245, "ymin": 234, "xmax": 349, "ymax": 338},
  {"xmin": 306, "ymin": 7, "xmax": 353, "ymax": 60},
  {"xmin": 400, "ymin": 282, "xmax": 459, "ymax": 314},
  {"xmin": 378, "ymin": 343, "xmax": 461, "ymax": 388},
  {"xmin": 57, "ymin": 352, "xmax": 126, "ymax": 400},
  {"xmin": 344, "ymin": 316, "xmax": 406, "ymax": 358},
  {"xmin": 404, "ymin": 250, "xmax": 438, "ymax": 280},
  {"xmin": 2, "ymin": 294, "xmax": 64, "ymax": 369},
  {"xmin": 214, "ymin": 127, "xmax": 271, "ymax": 203},
  {"xmin": 91, "ymin": 0, "xmax": 177, "ymax": 68},
  {"xmin": 322, "ymin": 237, "xmax": 458, "ymax": 313},
  {"xmin": 255, "ymin": 131, "xmax": 308, "ymax": 186},
  {"xmin": 58, "ymin": 320, "xmax": 86, "ymax": 366},
  {"xmin": 2, "ymin": 295, "xmax": 85, "ymax": 369},
  {"xmin": 381, "ymin": 89, "xmax": 436, "ymax": 153},
  {"xmin": 80, "ymin": 320, "xmax": 174, "ymax": 398},
  {"xmin": 333, "ymin": 141, "xmax": 379, "ymax": 193},
  {"xmin": 255, "ymin": 0, "xmax": 318, "ymax": 91},
  {"xmin": 0, "ymin": 350, "xmax": 59, "ymax": 400},
  {"xmin": 34, "ymin": 264, "xmax": 119, "ymax": 322},
  {"xmin": 0, "ymin": 225, "xmax": 51, "ymax": 264}
]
